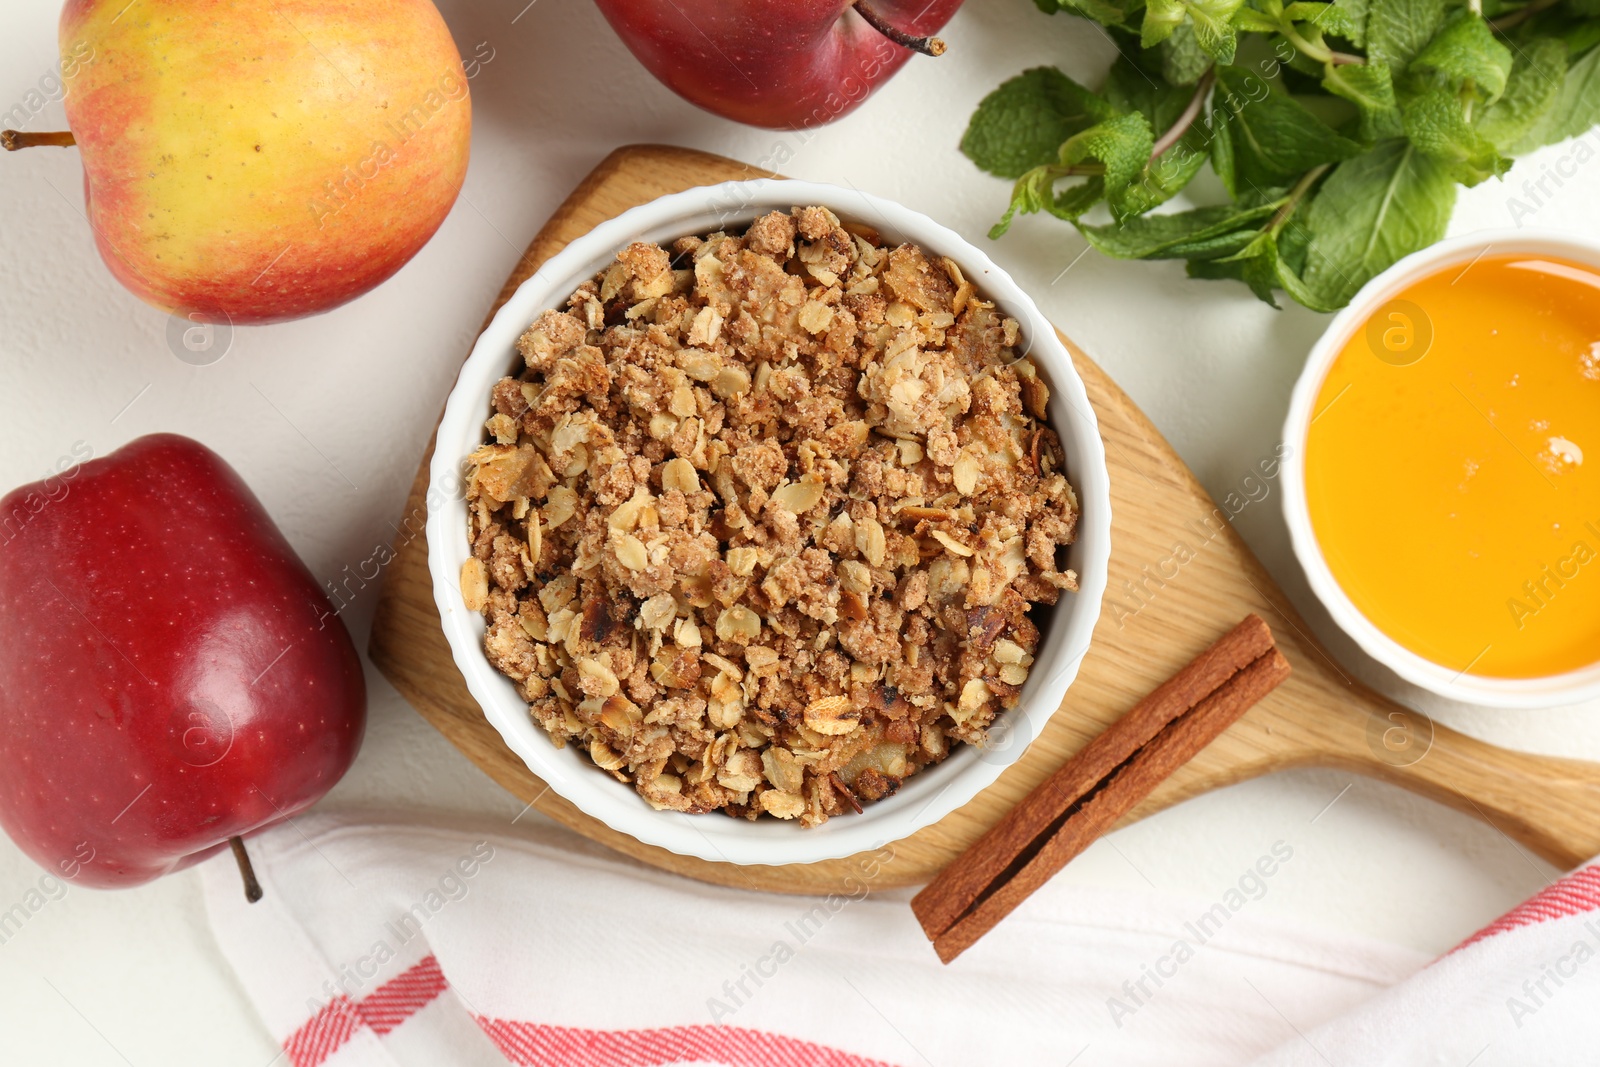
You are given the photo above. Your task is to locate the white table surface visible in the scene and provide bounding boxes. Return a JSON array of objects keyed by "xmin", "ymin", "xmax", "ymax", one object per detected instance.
[{"xmin": 4, "ymin": 0, "xmax": 1598, "ymax": 1062}]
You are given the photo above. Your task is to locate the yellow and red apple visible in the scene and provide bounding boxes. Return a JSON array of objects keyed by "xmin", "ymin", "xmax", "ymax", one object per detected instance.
[{"xmin": 48, "ymin": 0, "xmax": 471, "ymax": 323}]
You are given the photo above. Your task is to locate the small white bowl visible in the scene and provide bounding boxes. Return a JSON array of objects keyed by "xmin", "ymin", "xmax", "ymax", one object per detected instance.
[
  {"xmin": 1282, "ymin": 229, "xmax": 1600, "ymax": 709},
  {"xmin": 426, "ymin": 179, "xmax": 1111, "ymax": 864}
]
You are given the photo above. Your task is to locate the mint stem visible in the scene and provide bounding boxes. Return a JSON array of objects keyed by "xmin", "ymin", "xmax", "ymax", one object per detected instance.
[
  {"xmin": 1267, "ymin": 163, "xmax": 1330, "ymax": 234},
  {"xmin": 1150, "ymin": 68, "xmax": 1216, "ymax": 160},
  {"xmin": 1282, "ymin": 23, "xmax": 1364, "ymax": 65},
  {"xmin": 1281, "ymin": 23, "xmax": 1332, "ymax": 62}
]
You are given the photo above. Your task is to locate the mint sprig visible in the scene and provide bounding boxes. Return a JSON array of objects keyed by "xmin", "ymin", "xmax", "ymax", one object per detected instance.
[{"xmin": 964, "ymin": 0, "xmax": 1600, "ymax": 310}]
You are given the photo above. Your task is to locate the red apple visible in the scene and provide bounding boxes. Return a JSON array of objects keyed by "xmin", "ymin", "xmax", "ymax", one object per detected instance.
[
  {"xmin": 592, "ymin": 0, "xmax": 964, "ymax": 129},
  {"xmin": 0, "ymin": 434, "xmax": 366, "ymax": 891}
]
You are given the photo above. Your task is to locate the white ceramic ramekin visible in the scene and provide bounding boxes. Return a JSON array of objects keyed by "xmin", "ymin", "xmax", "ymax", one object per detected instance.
[
  {"xmin": 1282, "ymin": 229, "xmax": 1600, "ymax": 709},
  {"xmin": 426, "ymin": 179, "xmax": 1112, "ymax": 864}
]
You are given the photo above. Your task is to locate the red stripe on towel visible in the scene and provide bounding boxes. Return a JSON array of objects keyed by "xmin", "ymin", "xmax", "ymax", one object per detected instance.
[
  {"xmin": 476, "ymin": 1018, "xmax": 906, "ymax": 1067},
  {"xmin": 280, "ymin": 953, "xmax": 903, "ymax": 1067},
  {"xmin": 282, "ymin": 954, "xmax": 448, "ymax": 1067},
  {"xmin": 1454, "ymin": 865, "xmax": 1600, "ymax": 952}
]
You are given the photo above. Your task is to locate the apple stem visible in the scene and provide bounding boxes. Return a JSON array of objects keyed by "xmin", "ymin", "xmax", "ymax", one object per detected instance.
[
  {"xmin": 229, "ymin": 836, "xmax": 264, "ymax": 904},
  {"xmin": 852, "ymin": 1, "xmax": 946, "ymax": 56},
  {"xmin": 1, "ymin": 130, "xmax": 76, "ymax": 151}
]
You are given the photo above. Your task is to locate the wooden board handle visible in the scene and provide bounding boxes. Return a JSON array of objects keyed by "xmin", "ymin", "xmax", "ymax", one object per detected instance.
[{"xmin": 1337, "ymin": 702, "xmax": 1600, "ymax": 870}]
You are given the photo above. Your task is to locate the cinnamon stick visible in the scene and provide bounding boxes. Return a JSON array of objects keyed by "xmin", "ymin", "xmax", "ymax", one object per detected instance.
[
  {"xmin": 911, "ymin": 615, "xmax": 1290, "ymax": 963},
  {"xmin": 912, "ymin": 615, "xmax": 1274, "ymax": 940}
]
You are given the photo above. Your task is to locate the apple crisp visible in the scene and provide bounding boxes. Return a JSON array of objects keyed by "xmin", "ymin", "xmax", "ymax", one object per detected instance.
[{"xmin": 462, "ymin": 206, "xmax": 1079, "ymax": 826}]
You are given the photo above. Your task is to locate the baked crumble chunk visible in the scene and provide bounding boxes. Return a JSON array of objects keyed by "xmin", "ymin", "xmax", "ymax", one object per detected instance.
[{"xmin": 461, "ymin": 206, "xmax": 1080, "ymax": 826}]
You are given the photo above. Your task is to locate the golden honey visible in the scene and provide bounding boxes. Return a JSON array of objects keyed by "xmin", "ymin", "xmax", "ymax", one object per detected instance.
[{"xmin": 1305, "ymin": 254, "xmax": 1600, "ymax": 678}]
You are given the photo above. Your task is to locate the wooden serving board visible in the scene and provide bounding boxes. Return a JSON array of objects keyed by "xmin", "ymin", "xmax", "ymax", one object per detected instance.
[{"xmin": 370, "ymin": 144, "xmax": 1600, "ymax": 893}]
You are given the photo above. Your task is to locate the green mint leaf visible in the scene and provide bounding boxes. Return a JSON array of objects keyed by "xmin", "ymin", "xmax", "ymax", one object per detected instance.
[
  {"xmin": 1283, "ymin": 2, "xmax": 1359, "ymax": 39},
  {"xmin": 1210, "ymin": 107, "xmax": 1239, "ymax": 192},
  {"xmin": 1102, "ymin": 55, "xmax": 1186, "ymax": 120},
  {"xmin": 1265, "ymin": 207, "xmax": 1347, "ymax": 312},
  {"xmin": 1276, "ymin": 197, "xmax": 1314, "ymax": 275},
  {"xmin": 1143, "ymin": 0, "xmax": 1188, "ymax": 46},
  {"xmin": 1286, "ymin": 47, "xmax": 1333, "ymax": 78},
  {"xmin": 1059, "ymin": 0, "xmax": 1135, "ymax": 25},
  {"xmin": 1275, "ymin": 250, "xmax": 1347, "ymax": 312},
  {"xmin": 1322, "ymin": 59, "xmax": 1400, "ymax": 140},
  {"xmin": 1236, "ymin": 8, "xmax": 1285, "ymax": 31},
  {"xmin": 1401, "ymin": 86, "xmax": 1511, "ymax": 184},
  {"xmin": 1241, "ymin": 181, "xmax": 1296, "ymax": 207},
  {"xmin": 1334, "ymin": 0, "xmax": 1371, "ymax": 46},
  {"xmin": 1302, "ymin": 139, "xmax": 1456, "ymax": 306},
  {"xmin": 1031, "ymin": 0, "xmax": 1062, "ymax": 13},
  {"xmin": 1171, "ymin": 199, "xmax": 1287, "ymax": 252},
  {"xmin": 1239, "ymin": 238, "xmax": 1286, "ymax": 308},
  {"xmin": 1211, "ymin": 66, "xmax": 1364, "ymax": 195},
  {"xmin": 1479, "ymin": 37, "xmax": 1567, "ymax": 152},
  {"xmin": 989, "ymin": 167, "xmax": 1107, "ymax": 239},
  {"xmin": 1076, "ymin": 202, "xmax": 1278, "ymax": 258},
  {"xmin": 1140, "ymin": 0, "xmax": 1242, "ymax": 57},
  {"xmin": 1544, "ymin": 43, "xmax": 1600, "ymax": 145},
  {"xmin": 1118, "ymin": 138, "xmax": 1210, "ymax": 215},
  {"xmin": 1187, "ymin": 256, "xmax": 1249, "ymax": 282},
  {"xmin": 990, "ymin": 166, "xmax": 1052, "ymax": 238},
  {"xmin": 990, "ymin": 208, "xmax": 1020, "ymax": 240},
  {"xmin": 1280, "ymin": 269, "xmax": 1336, "ymax": 314},
  {"xmin": 989, "ymin": 182, "xmax": 1033, "ymax": 240},
  {"xmin": 1188, "ymin": 0, "xmax": 1246, "ymax": 62},
  {"xmin": 1201, "ymin": 213, "xmax": 1362, "ymax": 312},
  {"xmin": 1056, "ymin": 177, "xmax": 1109, "ymax": 219},
  {"xmin": 1409, "ymin": 10, "xmax": 1514, "ymax": 104},
  {"xmin": 1103, "ymin": 57, "xmax": 1212, "ymax": 213},
  {"xmin": 1367, "ymin": 0, "xmax": 1448, "ymax": 72},
  {"xmin": 1166, "ymin": 224, "xmax": 1276, "ymax": 259},
  {"xmin": 1321, "ymin": 65, "xmax": 1397, "ymax": 114},
  {"xmin": 962, "ymin": 68, "xmax": 1116, "ymax": 180},
  {"xmin": 1566, "ymin": 25, "xmax": 1600, "ymax": 58},
  {"xmin": 1062, "ymin": 112, "xmax": 1158, "ymax": 215},
  {"xmin": 1161, "ymin": 24, "xmax": 1216, "ymax": 84},
  {"xmin": 1183, "ymin": 240, "xmax": 1283, "ymax": 308}
]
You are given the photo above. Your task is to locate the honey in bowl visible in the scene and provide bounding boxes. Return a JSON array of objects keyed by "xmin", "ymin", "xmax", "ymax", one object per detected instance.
[{"xmin": 1304, "ymin": 253, "xmax": 1600, "ymax": 680}]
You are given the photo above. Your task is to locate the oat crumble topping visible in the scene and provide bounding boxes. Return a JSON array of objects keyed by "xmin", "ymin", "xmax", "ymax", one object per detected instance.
[{"xmin": 462, "ymin": 206, "xmax": 1080, "ymax": 826}]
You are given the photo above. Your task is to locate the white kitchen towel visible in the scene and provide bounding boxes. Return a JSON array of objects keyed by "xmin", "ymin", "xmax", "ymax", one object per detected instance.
[
  {"xmin": 201, "ymin": 812, "xmax": 1430, "ymax": 1067},
  {"xmin": 1249, "ymin": 864, "xmax": 1600, "ymax": 1067}
]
